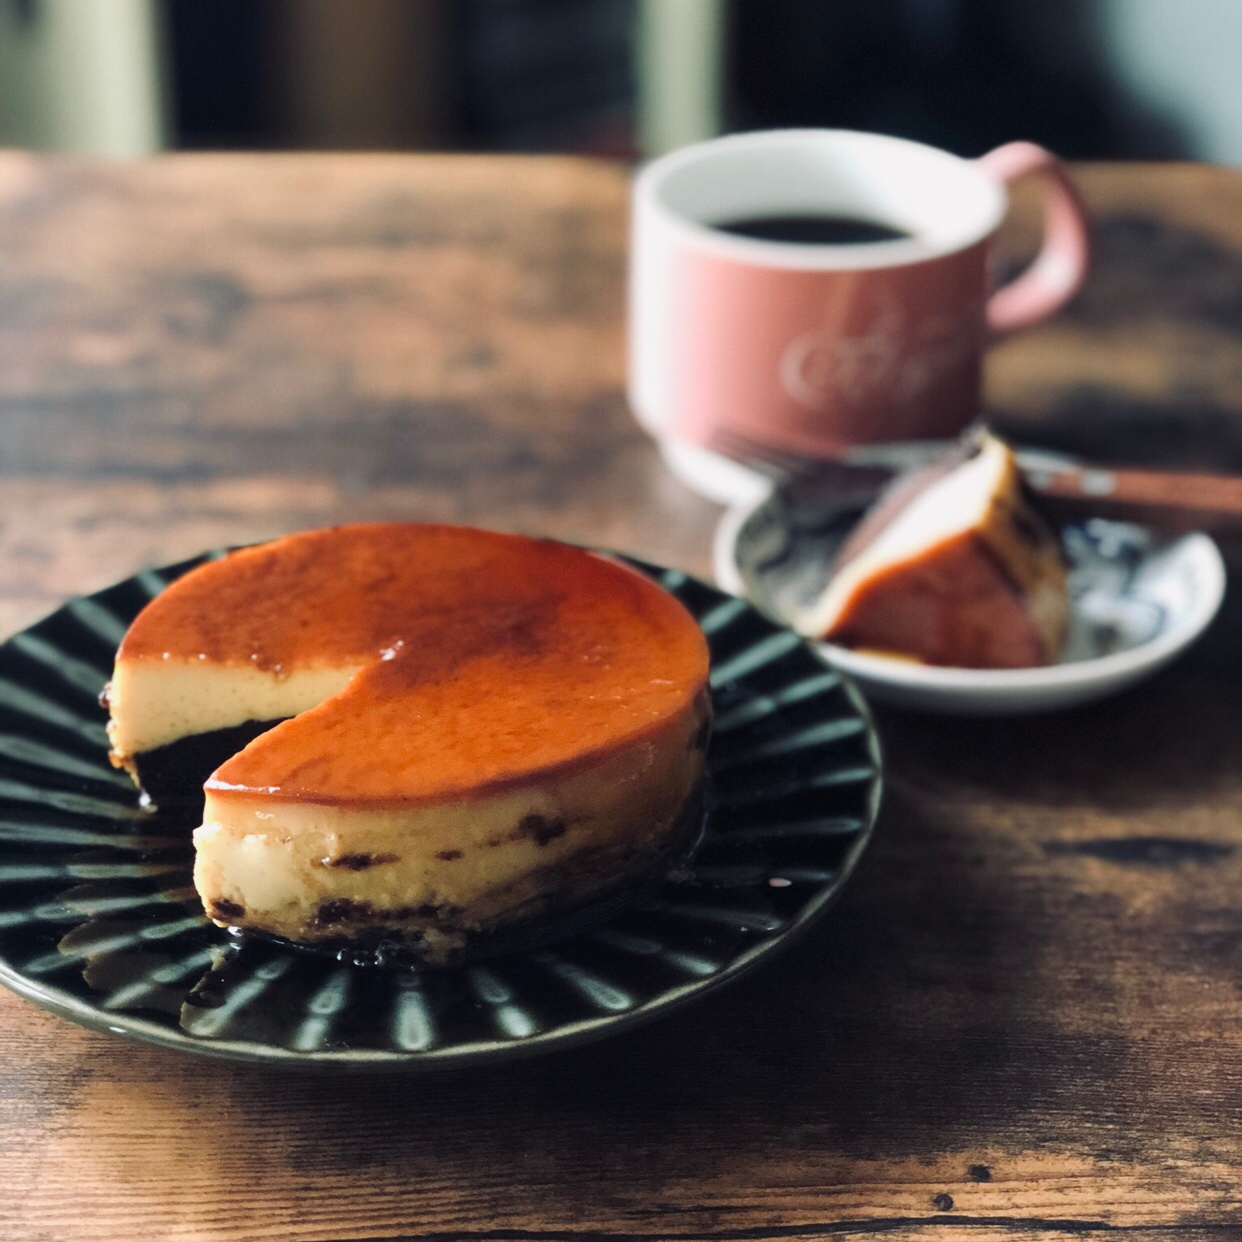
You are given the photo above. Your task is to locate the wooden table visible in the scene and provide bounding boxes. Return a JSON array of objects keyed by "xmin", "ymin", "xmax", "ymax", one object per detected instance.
[{"xmin": 0, "ymin": 152, "xmax": 1240, "ymax": 1241}]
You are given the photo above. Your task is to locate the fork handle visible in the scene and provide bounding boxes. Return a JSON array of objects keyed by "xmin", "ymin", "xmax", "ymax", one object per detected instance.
[{"xmin": 1028, "ymin": 465, "xmax": 1242, "ymax": 532}]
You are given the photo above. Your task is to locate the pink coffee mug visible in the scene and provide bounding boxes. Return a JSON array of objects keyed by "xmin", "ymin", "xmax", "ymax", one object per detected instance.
[{"xmin": 628, "ymin": 129, "xmax": 1090, "ymax": 474}]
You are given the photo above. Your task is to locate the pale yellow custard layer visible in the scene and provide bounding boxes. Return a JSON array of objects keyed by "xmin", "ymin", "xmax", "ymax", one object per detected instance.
[
  {"xmin": 194, "ymin": 699, "xmax": 706, "ymax": 956},
  {"xmin": 108, "ymin": 659, "xmax": 363, "ymax": 758}
]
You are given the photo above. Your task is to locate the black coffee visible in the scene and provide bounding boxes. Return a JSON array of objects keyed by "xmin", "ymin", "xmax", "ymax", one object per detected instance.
[{"xmin": 714, "ymin": 213, "xmax": 911, "ymax": 245}]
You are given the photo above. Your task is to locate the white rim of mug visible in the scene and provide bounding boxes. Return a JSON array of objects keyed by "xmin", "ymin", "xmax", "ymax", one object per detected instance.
[{"xmin": 635, "ymin": 128, "xmax": 1008, "ymax": 272}]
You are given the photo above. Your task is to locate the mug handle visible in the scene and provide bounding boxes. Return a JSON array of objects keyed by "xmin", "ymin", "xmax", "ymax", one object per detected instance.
[{"xmin": 977, "ymin": 141, "xmax": 1091, "ymax": 338}]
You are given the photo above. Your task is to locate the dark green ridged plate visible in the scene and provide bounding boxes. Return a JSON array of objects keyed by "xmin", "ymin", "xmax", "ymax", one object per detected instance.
[{"xmin": 0, "ymin": 551, "xmax": 880, "ymax": 1069}]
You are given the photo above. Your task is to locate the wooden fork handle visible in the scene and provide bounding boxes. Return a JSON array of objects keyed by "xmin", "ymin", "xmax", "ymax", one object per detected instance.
[{"xmin": 1027, "ymin": 465, "xmax": 1242, "ymax": 532}]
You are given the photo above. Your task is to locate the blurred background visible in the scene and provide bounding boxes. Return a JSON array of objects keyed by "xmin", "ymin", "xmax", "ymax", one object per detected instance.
[{"xmin": 0, "ymin": 0, "xmax": 1239, "ymax": 162}]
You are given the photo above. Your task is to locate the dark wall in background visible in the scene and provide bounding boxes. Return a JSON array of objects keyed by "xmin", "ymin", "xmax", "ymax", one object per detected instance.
[
  {"xmin": 165, "ymin": 0, "xmax": 635, "ymax": 153},
  {"xmin": 166, "ymin": 0, "xmax": 269, "ymax": 148},
  {"xmin": 728, "ymin": 0, "xmax": 1189, "ymax": 158},
  {"xmin": 167, "ymin": 0, "xmax": 1191, "ymax": 158},
  {"xmin": 460, "ymin": 0, "xmax": 634, "ymax": 151}
]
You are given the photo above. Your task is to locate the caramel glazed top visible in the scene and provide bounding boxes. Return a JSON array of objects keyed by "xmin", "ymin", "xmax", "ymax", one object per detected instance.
[{"xmin": 117, "ymin": 524, "xmax": 711, "ymax": 809}]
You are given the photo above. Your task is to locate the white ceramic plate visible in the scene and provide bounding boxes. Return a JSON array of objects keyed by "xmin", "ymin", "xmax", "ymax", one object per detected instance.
[{"xmin": 714, "ymin": 490, "xmax": 1227, "ymax": 715}]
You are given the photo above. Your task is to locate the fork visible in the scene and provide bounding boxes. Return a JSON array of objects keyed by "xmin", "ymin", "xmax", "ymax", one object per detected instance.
[{"xmin": 707, "ymin": 427, "xmax": 1242, "ymax": 533}]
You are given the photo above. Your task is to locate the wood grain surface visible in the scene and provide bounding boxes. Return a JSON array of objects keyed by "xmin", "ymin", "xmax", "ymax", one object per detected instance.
[{"xmin": 1, "ymin": 152, "xmax": 1241, "ymax": 1242}]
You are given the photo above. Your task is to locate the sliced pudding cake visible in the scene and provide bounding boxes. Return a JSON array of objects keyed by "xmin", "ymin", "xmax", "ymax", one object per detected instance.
[
  {"xmin": 106, "ymin": 524, "xmax": 711, "ymax": 961},
  {"xmin": 796, "ymin": 433, "xmax": 1068, "ymax": 668}
]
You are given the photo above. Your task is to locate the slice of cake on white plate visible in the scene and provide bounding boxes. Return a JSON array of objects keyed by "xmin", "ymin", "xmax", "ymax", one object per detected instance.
[{"xmin": 794, "ymin": 433, "xmax": 1068, "ymax": 668}]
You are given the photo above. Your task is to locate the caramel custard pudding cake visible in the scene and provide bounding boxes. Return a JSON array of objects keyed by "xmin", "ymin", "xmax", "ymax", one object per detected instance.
[
  {"xmin": 105, "ymin": 525, "xmax": 711, "ymax": 962},
  {"xmin": 796, "ymin": 433, "xmax": 1068, "ymax": 668}
]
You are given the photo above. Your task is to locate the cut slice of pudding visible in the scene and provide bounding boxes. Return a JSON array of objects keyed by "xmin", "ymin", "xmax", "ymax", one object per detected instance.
[
  {"xmin": 794, "ymin": 434, "xmax": 1068, "ymax": 668},
  {"xmin": 106, "ymin": 525, "xmax": 711, "ymax": 961}
]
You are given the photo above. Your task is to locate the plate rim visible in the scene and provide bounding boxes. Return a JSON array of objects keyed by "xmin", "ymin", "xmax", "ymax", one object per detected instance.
[{"xmin": 714, "ymin": 496, "xmax": 1227, "ymax": 706}]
